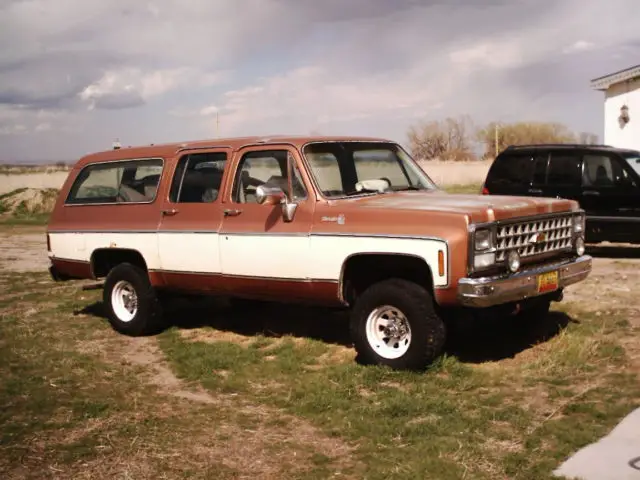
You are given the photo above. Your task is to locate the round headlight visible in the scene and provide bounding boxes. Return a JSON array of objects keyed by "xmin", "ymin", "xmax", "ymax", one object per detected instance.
[
  {"xmin": 507, "ymin": 250, "xmax": 521, "ymax": 273},
  {"xmin": 575, "ymin": 237, "xmax": 585, "ymax": 256}
]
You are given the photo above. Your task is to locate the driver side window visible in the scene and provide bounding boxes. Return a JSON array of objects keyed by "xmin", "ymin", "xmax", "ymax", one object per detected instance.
[{"xmin": 233, "ymin": 150, "xmax": 308, "ymax": 203}]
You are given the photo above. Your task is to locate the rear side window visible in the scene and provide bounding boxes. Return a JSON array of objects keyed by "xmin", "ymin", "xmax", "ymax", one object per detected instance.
[
  {"xmin": 485, "ymin": 152, "xmax": 534, "ymax": 191},
  {"xmin": 66, "ymin": 158, "xmax": 164, "ymax": 205},
  {"xmin": 169, "ymin": 152, "xmax": 227, "ymax": 203},
  {"xmin": 532, "ymin": 153, "xmax": 549, "ymax": 185},
  {"xmin": 547, "ymin": 153, "xmax": 582, "ymax": 187}
]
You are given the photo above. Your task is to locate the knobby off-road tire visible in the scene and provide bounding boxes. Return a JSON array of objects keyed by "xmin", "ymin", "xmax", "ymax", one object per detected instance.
[
  {"xmin": 350, "ymin": 278, "xmax": 446, "ymax": 371},
  {"xmin": 103, "ymin": 262, "xmax": 165, "ymax": 336}
]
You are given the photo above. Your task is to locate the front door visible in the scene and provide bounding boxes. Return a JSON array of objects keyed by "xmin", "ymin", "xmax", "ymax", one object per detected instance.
[
  {"xmin": 218, "ymin": 145, "xmax": 315, "ymax": 300},
  {"xmin": 157, "ymin": 148, "xmax": 229, "ymax": 292},
  {"xmin": 580, "ymin": 151, "xmax": 640, "ymax": 241}
]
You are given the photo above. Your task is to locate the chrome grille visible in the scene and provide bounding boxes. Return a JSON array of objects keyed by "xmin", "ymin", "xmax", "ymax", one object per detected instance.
[{"xmin": 496, "ymin": 214, "xmax": 573, "ymax": 262}]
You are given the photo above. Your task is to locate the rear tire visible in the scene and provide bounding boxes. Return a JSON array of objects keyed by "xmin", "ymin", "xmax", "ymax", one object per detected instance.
[
  {"xmin": 350, "ymin": 278, "xmax": 446, "ymax": 370},
  {"xmin": 103, "ymin": 262, "xmax": 165, "ymax": 336}
]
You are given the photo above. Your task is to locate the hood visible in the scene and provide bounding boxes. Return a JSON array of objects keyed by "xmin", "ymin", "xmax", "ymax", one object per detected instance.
[{"xmin": 346, "ymin": 191, "xmax": 578, "ymax": 223}]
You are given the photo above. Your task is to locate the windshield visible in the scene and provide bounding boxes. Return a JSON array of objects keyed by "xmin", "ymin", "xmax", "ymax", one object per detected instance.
[
  {"xmin": 302, "ymin": 141, "xmax": 438, "ymax": 198},
  {"xmin": 621, "ymin": 150, "xmax": 640, "ymax": 177}
]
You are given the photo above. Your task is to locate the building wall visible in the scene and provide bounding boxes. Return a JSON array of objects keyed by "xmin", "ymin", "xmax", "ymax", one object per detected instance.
[{"xmin": 604, "ymin": 77, "xmax": 640, "ymax": 150}]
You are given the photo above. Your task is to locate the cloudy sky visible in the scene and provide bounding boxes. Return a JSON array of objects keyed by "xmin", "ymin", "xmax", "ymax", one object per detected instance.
[{"xmin": 0, "ymin": 0, "xmax": 638, "ymax": 162}]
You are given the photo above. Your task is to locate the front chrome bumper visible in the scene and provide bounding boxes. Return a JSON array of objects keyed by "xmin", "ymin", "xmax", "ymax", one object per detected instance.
[{"xmin": 457, "ymin": 255, "xmax": 592, "ymax": 308}]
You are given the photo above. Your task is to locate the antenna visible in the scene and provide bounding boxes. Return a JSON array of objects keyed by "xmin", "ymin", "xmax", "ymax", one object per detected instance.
[{"xmin": 112, "ymin": 138, "xmax": 121, "ymax": 150}]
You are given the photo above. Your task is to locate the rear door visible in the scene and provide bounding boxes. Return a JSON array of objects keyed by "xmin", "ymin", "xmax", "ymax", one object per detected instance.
[
  {"xmin": 157, "ymin": 148, "xmax": 229, "ymax": 291},
  {"xmin": 540, "ymin": 150, "xmax": 583, "ymax": 201},
  {"xmin": 525, "ymin": 151, "xmax": 550, "ymax": 197}
]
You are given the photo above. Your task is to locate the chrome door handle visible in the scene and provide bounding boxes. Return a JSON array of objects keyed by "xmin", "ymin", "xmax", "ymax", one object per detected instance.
[
  {"xmin": 583, "ymin": 190, "xmax": 600, "ymax": 196},
  {"xmin": 223, "ymin": 209, "xmax": 243, "ymax": 217},
  {"xmin": 162, "ymin": 208, "xmax": 179, "ymax": 216},
  {"xmin": 528, "ymin": 188, "xmax": 543, "ymax": 194}
]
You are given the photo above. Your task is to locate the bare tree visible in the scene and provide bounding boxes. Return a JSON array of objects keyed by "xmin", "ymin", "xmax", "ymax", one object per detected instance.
[
  {"xmin": 407, "ymin": 115, "xmax": 476, "ymax": 161},
  {"xmin": 477, "ymin": 121, "xmax": 578, "ymax": 159}
]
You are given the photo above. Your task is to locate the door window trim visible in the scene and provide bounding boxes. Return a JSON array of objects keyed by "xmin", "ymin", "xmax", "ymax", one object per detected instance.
[{"xmin": 227, "ymin": 145, "xmax": 313, "ymax": 205}]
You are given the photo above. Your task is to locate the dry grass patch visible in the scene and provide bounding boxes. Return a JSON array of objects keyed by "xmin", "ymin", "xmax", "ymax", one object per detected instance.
[{"xmin": 0, "ymin": 273, "xmax": 363, "ymax": 479}]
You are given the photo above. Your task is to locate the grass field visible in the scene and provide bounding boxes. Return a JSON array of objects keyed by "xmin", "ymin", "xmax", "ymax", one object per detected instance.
[{"xmin": 1, "ymin": 224, "xmax": 639, "ymax": 479}]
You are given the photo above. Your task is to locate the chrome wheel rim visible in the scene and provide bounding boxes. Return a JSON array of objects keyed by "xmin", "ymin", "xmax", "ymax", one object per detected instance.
[
  {"xmin": 111, "ymin": 280, "xmax": 138, "ymax": 322},
  {"xmin": 365, "ymin": 305, "xmax": 412, "ymax": 359}
]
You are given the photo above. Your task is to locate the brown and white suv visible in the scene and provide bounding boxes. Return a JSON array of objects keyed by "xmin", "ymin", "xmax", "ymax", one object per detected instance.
[{"xmin": 46, "ymin": 135, "xmax": 592, "ymax": 370}]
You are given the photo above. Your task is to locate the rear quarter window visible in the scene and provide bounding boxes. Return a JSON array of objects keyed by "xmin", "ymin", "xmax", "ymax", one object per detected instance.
[
  {"xmin": 65, "ymin": 158, "xmax": 164, "ymax": 205},
  {"xmin": 485, "ymin": 152, "xmax": 534, "ymax": 192}
]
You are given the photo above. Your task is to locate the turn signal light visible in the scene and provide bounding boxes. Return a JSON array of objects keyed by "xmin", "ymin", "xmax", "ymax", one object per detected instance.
[{"xmin": 438, "ymin": 250, "xmax": 445, "ymax": 277}]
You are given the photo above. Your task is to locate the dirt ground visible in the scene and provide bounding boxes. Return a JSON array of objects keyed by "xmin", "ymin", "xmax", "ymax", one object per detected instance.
[
  {"xmin": 1, "ymin": 225, "xmax": 639, "ymax": 479},
  {"xmin": 0, "ymin": 226, "xmax": 50, "ymax": 272},
  {"xmin": 1, "ymin": 224, "xmax": 638, "ymax": 312}
]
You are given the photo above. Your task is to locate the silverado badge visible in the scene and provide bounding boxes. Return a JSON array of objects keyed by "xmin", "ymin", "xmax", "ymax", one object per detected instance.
[{"xmin": 529, "ymin": 232, "xmax": 547, "ymax": 245}]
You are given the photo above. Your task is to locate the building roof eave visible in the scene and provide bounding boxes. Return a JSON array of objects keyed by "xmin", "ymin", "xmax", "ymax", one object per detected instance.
[{"xmin": 590, "ymin": 64, "xmax": 640, "ymax": 90}]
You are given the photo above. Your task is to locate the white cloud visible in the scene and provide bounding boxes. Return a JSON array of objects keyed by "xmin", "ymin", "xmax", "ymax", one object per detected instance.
[
  {"xmin": 449, "ymin": 41, "xmax": 524, "ymax": 69},
  {"xmin": 1, "ymin": 0, "xmax": 639, "ymax": 161},
  {"xmin": 0, "ymin": 124, "xmax": 27, "ymax": 136},
  {"xmin": 563, "ymin": 40, "xmax": 596, "ymax": 54},
  {"xmin": 78, "ymin": 67, "xmax": 229, "ymax": 110}
]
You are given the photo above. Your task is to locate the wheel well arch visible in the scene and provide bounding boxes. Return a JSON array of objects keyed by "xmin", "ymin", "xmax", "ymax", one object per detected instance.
[
  {"xmin": 339, "ymin": 253, "xmax": 434, "ymax": 305},
  {"xmin": 90, "ymin": 248, "xmax": 148, "ymax": 279}
]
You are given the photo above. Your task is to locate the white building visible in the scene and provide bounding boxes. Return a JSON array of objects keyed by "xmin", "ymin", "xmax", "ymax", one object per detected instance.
[{"xmin": 590, "ymin": 64, "xmax": 640, "ymax": 151}]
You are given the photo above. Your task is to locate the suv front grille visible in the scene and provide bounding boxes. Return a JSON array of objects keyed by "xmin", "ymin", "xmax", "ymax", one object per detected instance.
[{"xmin": 496, "ymin": 214, "xmax": 573, "ymax": 262}]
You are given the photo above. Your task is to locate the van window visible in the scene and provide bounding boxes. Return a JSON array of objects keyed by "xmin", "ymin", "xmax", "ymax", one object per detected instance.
[
  {"xmin": 170, "ymin": 152, "xmax": 227, "ymax": 203},
  {"xmin": 532, "ymin": 153, "xmax": 549, "ymax": 185},
  {"xmin": 66, "ymin": 158, "xmax": 163, "ymax": 205},
  {"xmin": 547, "ymin": 153, "xmax": 581, "ymax": 187},
  {"xmin": 582, "ymin": 154, "xmax": 627, "ymax": 188},
  {"xmin": 485, "ymin": 152, "xmax": 534, "ymax": 192}
]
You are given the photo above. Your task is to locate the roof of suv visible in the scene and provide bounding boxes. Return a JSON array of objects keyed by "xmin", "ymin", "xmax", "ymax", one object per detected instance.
[
  {"xmin": 74, "ymin": 134, "xmax": 395, "ymax": 168},
  {"xmin": 502, "ymin": 143, "xmax": 638, "ymax": 154}
]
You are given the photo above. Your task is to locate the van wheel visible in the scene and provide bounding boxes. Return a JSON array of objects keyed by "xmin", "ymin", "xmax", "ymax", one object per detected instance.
[
  {"xmin": 350, "ymin": 278, "xmax": 446, "ymax": 370},
  {"xmin": 103, "ymin": 263, "xmax": 164, "ymax": 336}
]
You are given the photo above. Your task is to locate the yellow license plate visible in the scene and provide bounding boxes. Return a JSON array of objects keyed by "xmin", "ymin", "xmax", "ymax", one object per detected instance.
[{"xmin": 537, "ymin": 271, "xmax": 559, "ymax": 293}]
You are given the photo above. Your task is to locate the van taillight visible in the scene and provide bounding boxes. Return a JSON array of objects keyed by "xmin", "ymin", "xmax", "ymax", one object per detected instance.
[{"xmin": 481, "ymin": 186, "xmax": 489, "ymax": 195}]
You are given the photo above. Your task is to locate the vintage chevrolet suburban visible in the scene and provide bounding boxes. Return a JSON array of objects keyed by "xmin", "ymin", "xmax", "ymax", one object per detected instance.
[{"xmin": 46, "ymin": 135, "xmax": 592, "ymax": 370}]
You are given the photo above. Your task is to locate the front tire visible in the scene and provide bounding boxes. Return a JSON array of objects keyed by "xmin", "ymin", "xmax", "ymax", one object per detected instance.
[
  {"xmin": 103, "ymin": 263, "xmax": 165, "ymax": 336},
  {"xmin": 350, "ymin": 278, "xmax": 446, "ymax": 370}
]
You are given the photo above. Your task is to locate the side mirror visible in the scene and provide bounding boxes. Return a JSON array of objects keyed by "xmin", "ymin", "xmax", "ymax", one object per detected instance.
[
  {"xmin": 255, "ymin": 185, "xmax": 285, "ymax": 205},
  {"xmin": 255, "ymin": 184, "xmax": 298, "ymax": 222}
]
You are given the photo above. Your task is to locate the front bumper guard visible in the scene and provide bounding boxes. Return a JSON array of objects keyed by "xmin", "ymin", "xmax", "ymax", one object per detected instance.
[{"xmin": 457, "ymin": 255, "xmax": 592, "ymax": 308}]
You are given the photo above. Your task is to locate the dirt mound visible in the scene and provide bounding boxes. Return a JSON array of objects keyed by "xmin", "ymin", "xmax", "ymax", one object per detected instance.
[{"xmin": 0, "ymin": 188, "xmax": 59, "ymax": 217}]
